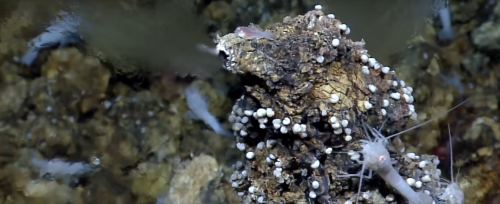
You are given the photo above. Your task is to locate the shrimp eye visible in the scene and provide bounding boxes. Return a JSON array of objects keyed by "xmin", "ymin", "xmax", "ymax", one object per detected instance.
[{"xmin": 378, "ymin": 155, "xmax": 386, "ymax": 163}]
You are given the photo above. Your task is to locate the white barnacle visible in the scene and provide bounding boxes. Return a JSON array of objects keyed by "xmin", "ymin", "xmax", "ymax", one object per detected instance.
[
  {"xmin": 383, "ymin": 99, "xmax": 390, "ymax": 107},
  {"xmin": 419, "ymin": 161, "xmax": 427, "ymax": 168},
  {"xmin": 330, "ymin": 94, "xmax": 340, "ymax": 103},
  {"xmin": 259, "ymin": 123, "xmax": 266, "ymax": 129},
  {"xmin": 329, "ymin": 116, "xmax": 337, "ymax": 124},
  {"xmin": 403, "ymin": 94, "xmax": 413, "ymax": 103},
  {"xmin": 266, "ymin": 108, "xmax": 275, "ymax": 117},
  {"xmin": 415, "ymin": 181, "xmax": 423, "ymax": 188},
  {"xmin": 248, "ymin": 186, "xmax": 256, "ymax": 194},
  {"xmin": 390, "ymin": 93, "xmax": 401, "ymax": 100},
  {"xmin": 421, "ymin": 175, "xmax": 432, "ymax": 182},
  {"xmin": 338, "ymin": 24, "xmax": 347, "ymax": 31},
  {"xmin": 312, "ymin": 181, "xmax": 320, "ymax": 189},
  {"xmin": 258, "ymin": 118, "xmax": 268, "ymax": 124},
  {"xmin": 300, "ymin": 124, "xmax": 307, "ymax": 132},
  {"xmin": 236, "ymin": 143, "xmax": 246, "ymax": 151},
  {"xmin": 280, "ymin": 126, "xmax": 288, "ymax": 134},
  {"xmin": 332, "ymin": 39, "xmax": 340, "ymax": 47},
  {"xmin": 386, "ymin": 194, "xmax": 395, "ymax": 202},
  {"xmin": 350, "ymin": 152, "xmax": 361, "ymax": 161},
  {"xmin": 244, "ymin": 110, "xmax": 254, "ymax": 116},
  {"xmin": 362, "ymin": 66, "xmax": 370, "ymax": 74},
  {"xmin": 368, "ymin": 58, "xmax": 377, "ymax": 67},
  {"xmin": 381, "ymin": 66, "xmax": 390, "ymax": 74},
  {"xmin": 273, "ymin": 168, "xmax": 282, "ymax": 177},
  {"xmin": 407, "ymin": 86, "xmax": 413, "ymax": 94},
  {"xmin": 311, "ymin": 160, "xmax": 320, "ymax": 168},
  {"xmin": 292, "ymin": 124, "xmax": 302, "ymax": 134},
  {"xmin": 364, "ymin": 101, "xmax": 373, "ymax": 110},
  {"xmin": 241, "ymin": 116, "xmax": 249, "ymax": 124},
  {"xmin": 325, "ymin": 147, "xmax": 333, "ymax": 154},
  {"xmin": 256, "ymin": 108, "xmax": 266, "ymax": 117},
  {"xmin": 334, "ymin": 128, "xmax": 343, "ymax": 135},
  {"xmin": 400, "ymin": 80, "xmax": 406, "ymax": 87},
  {"xmin": 233, "ymin": 123, "xmax": 244, "ymax": 131},
  {"xmin": 408, "ymin": 105, "xmax": 416, "ymax": 116},
  {"xmin": 392, "ymin": 81, "xmax": 398, "ymax": 87},
  {"xmin": 341, "ymin": 119, "xmax": 349, "ymax": 127},
  {"xmin": 282, "ymin": 117, "xmax": 291, "ymax": 125},
  {"xmin": 406, "ymin": 178, "xmax": 416, "ymax": 186},
  {"xmin": 368, "ymin": 84, "xmax": 377, "ymax": 93},
  {"xmin": 275, "ymin": 160, "xmax": 283, "ymax": 167},
  {"xmin": 361, "ymin": 54, "xmax": 369, "ymax": 63},
  {"xmin": 272, "ymin": 119, "xmax": 282, "ymax": 129},
  {"xmin": 344, "ymin": 128, "xmax": 352, "ymax": 135},
  {"xmin": 236, "ymin": 108, "xmax": 244, "ymax": 116},
  {"xmin": 331, "ymin": 122, "xmax": 341, "ymax": 129},
  {"xmin": 246, "ymin": 152, "xmax": 255, "ymax": 159},
  {"xmin": 316, "ymin": 56, "xmax": 325, "ymax": 63},
  {"xmin": 266, "ymin": 140, "xmax": 277, "ymax": 148},
  {"xmin": 309, "ymin": 191, "xmax": 317, "ymax": 199},
  {"xmin": 257, "ymin": 142, "xmax": 265, "ymax": 150},
  {"xmin": 345, "ymin": 27, "xmax": 351, "ymax": 35},
  {"xmin": 407, "ymin": 153, "xmax": 417, "ymax": 159}
]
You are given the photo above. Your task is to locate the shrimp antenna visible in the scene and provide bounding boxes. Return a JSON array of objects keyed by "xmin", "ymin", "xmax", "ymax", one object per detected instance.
[
  {"xmin": 378, "ymin": 118, "xmax": 389, "ymax": 132},
  {"xmin": 386, "ymin": 98, "xmax": 470, "ymax": 140},
  {"xmin": 447, "ymin": 123, "xmax": 454, "ymax": 183}
]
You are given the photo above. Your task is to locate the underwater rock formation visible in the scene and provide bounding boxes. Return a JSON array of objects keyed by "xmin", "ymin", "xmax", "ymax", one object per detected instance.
[{"xmin": 217, "ymin": 6, "xmax": 446, "ymax": 204}]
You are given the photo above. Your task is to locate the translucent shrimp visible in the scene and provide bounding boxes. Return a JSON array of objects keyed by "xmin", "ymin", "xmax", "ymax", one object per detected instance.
[{"xmin": 437, "ymin": 124, "xmax": 465, "ymax": 204}]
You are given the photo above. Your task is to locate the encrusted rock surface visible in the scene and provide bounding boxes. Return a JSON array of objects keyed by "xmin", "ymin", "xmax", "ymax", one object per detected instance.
[
  {"xmin": 217, "ymin": 8, "xmax": 443, "ymax": 204},
  {"xmin": 2, "ymin": 1, "xmax": 499, "ymax": 204}
]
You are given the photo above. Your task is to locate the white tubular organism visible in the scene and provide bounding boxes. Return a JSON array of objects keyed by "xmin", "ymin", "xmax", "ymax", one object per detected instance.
[{"xmin": 437, "ymin": 124, "xmax": 465, "ymax": 204}]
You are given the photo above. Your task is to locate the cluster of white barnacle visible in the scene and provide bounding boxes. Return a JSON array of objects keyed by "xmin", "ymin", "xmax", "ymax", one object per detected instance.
[
  {"xmin": 313, "ymin": 4, "xmax": 350, "ymax": 63},
  {"xmin": 230, "ymin": 96, "xmax": 352, "ymax": 144},
  {"xmin": 405, "ymin": 153, "xmax": 442, "ymax": 190},
  {"xmin": 358, "ymin": 51, "xmax": 417, "ymax": 120},
  {"xmin": 230, "ymin": 161, "xmax": 266, "ymax": 203},
  {"xmin": 329, "ymin": 116, "xmax": 353, "ymax": 141},
  {"xmin": 312, "ymin": 5, "xmax": 418, "ymax": 120}
]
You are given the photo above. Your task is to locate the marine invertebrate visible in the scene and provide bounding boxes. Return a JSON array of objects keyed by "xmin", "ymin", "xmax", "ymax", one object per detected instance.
[
  {"xmin": 21, "ymin": 11, "xmax": 82, "ymax": 66},
  {"xmin": 234, "ymin": 26, "xmax": 274, "ymax": 40},
  {"xmin": 216, "ymin": 5, "xmax": 442, "ymax": 204},
  {"xmin": 437, "ymin": 7, "xmax": 455, "ymax": 42},
  {"xmin": 345, "ymin": 124, "xmax": 433, "ymax": 204},
  {"xmin": 338, "ymin": 99, "xmax": 468, "ymax": 204},
  {"xmin": 436, "ymin": 124, "xmax": 464, "ymax": 204},
  {"xmin": 31, "ymin": 157, "xmax": 94, "ymax": 179},
  {"xmin": 185, "ymin": 85, "xmax": 233, "ymax": 138}
]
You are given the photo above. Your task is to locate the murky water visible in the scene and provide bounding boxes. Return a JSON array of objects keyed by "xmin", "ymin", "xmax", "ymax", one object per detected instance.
[{"xmin": 318, "ymin": 0, "xmax": 442, "ymax": 64}]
